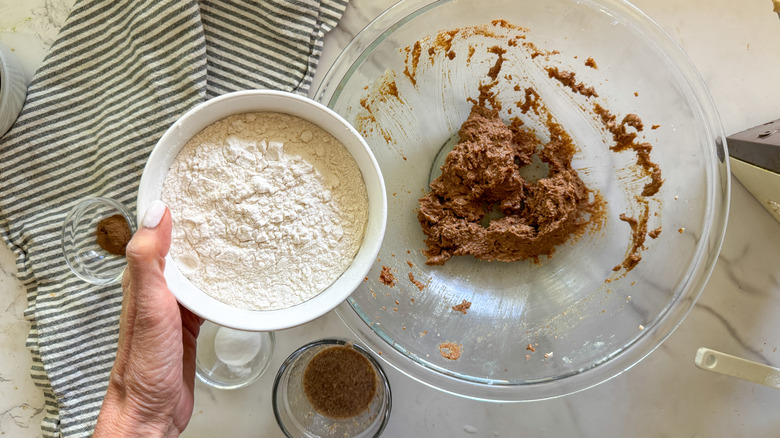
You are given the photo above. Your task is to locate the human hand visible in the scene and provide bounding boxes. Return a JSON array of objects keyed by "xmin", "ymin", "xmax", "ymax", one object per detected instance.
[{"xmin": 95, "ymin": 200, "xmax": 203, "ymax": 437}]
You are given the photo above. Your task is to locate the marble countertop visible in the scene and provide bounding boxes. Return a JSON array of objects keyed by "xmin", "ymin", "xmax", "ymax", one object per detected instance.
[{"xmin": 1, "ymin": 0, "xmax": 780, "ymax": 436}]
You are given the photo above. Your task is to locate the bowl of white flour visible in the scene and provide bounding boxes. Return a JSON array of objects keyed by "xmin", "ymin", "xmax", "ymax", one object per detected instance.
[{"xmin": 137, "ymin": 90, "xmax": 387, "ymax": 331}]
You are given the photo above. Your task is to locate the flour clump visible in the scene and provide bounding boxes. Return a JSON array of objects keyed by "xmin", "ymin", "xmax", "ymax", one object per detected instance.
[{"xmin": 161, "ymin": 112, "xmax": 368, "ymax": 310}]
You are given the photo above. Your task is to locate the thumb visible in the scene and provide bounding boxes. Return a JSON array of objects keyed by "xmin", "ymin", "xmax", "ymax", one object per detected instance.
[{"xmin": 125, "ymin": 200, "xmax": 172, "ymax": 275}]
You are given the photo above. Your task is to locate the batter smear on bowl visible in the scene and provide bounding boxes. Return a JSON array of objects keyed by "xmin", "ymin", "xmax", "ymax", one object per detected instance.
[{"xmin": 356, "ymin": 19, "xmax": 662, "ymax": 277}]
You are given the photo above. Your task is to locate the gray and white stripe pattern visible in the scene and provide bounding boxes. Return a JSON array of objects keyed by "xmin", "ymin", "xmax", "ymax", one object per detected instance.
[{"xmin": 0, "ymin": 0, "xmax": 348, "ymax": 436}]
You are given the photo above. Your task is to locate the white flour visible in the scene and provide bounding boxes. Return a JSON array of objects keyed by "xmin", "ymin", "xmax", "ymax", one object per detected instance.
[{"xmin": 161, "ymin": 112, "xmax": 368, "ymax": 310}]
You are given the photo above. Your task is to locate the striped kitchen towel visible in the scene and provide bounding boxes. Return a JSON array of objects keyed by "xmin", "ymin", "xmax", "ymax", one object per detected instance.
[{"xmin": 0, "ymin": 0, "xmax": 348, "ymax": 436}]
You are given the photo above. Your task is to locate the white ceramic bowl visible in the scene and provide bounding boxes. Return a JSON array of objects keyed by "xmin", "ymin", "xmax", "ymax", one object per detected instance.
[{"xmin": 137, "ymin": 90, "xmax": 387, "ymax": 331}]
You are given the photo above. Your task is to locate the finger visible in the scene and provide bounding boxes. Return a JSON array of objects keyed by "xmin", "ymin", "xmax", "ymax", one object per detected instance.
[
  {"xmin": 126, "ymin": 200, "xmax": 172, "ymax": 266},
  {"xmin": 124, "ymin": 201, "xmax": 175, "ymax": 314},
  {"xmin": 114, "ymin": 202, "xmax": 175, "ymax": 371},
  {"xmin": 180, "ymin": 306, "xmax": 205, "ymax": 334},
  {"xmin": 180, "ymin": 304, "xmax": 202, "ymax": 394}
]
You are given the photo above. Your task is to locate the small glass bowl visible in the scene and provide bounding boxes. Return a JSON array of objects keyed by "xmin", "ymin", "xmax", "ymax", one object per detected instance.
[
  {"xmin": 272, "ymin": 339, "xmax": 392, "ymax": 438},
  {"xmin": 61, "ymin": 197, "xmax": 136, "ymax": 285},
  {"xmin": 195, "ymin": 321, "xmax": 275, "ymax": 390}
]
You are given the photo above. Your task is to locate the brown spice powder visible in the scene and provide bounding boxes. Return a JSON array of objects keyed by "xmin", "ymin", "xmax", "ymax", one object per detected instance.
[
  {"xmin": 303, "ymin": 345, "xmax": 377, "ymax": 419},
  {"xmin": 95, "ymin": 214, "xmax": 132, "ymax": 256}
]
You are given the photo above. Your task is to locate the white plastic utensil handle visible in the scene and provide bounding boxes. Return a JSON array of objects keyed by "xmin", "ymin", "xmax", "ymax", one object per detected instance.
[{"xmin": 694, "ymin": 347, "xmax": 780, "ymax": 389}]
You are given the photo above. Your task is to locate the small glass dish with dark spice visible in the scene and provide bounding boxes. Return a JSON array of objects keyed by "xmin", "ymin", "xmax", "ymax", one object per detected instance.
[
  {"xmin": 272, "ymin": 339, "xmax": 392, "ymax": 438},
  {"xmin": 61, "ymin": 197, "xmax": 136, "ymax": 285}
]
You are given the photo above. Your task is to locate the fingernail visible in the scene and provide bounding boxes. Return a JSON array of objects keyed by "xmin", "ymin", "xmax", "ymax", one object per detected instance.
[{"xmin": 142, "ymin": 200, "xmax": 167, "ymax": 229}]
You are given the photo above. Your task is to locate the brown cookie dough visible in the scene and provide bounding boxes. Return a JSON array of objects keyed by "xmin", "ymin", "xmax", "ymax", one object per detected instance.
[{"xmin": 417, "ymin": 102, "xmax": 595, "ymax": 265}]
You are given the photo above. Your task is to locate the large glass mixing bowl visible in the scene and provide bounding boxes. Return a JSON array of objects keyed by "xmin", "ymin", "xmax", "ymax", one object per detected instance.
[{"xmin": 315, "ymin": 0, "xmax": 729, "ymax": 401}]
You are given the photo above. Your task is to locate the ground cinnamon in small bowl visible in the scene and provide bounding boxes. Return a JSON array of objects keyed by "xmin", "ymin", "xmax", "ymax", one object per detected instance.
[
  {"xmin": 95, "ymin": 214, "xmax": 132, "ymax": 256},
  {"xmin": 302, "ymin": 345, "xmax": 377, "ymax": 419}
]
